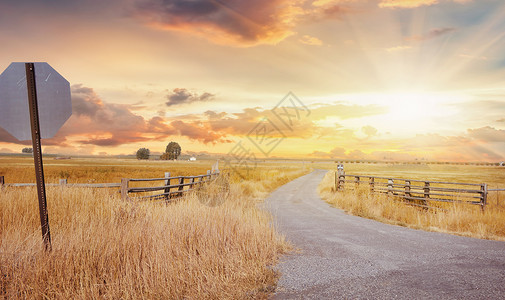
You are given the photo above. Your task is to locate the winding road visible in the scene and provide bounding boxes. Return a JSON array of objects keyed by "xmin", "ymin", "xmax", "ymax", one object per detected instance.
[{"xmin": 266, "ymin": 170, "xmax": 505, "ymax": 299}]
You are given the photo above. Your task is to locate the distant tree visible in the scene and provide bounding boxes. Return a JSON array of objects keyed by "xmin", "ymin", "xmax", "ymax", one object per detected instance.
[
  {"xmin": 22, "ymin": 147, "xmax": 33, "ymax": 154},
  {"xmin": 161, "ymin": 142, "xmax": 181, "ymax": 160},
  {"xmin": 136, "ymin": 148, "xmax": 150, "ymax": 160}
]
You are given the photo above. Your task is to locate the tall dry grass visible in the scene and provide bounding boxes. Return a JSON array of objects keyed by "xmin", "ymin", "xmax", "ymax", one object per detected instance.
[
  {"xmin": 1, "ymin": 167, "xmax": 309, "ymax": 299},
  {"xmin": 319, "ymin": 171, "xmax": 505, "ymax": 241}
]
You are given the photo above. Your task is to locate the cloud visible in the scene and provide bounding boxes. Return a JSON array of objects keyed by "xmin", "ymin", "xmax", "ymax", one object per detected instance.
[
  {"xmin": 132, "ymin": 0, "xmax": 360, "ymax": 46},
  {"xmin": 362, "ymin": 125, "xmax": 378, "ymax": 137},
  {"xmin": 170, "ymin": 120, "xmax": 231, "ymax": 144},
  {"xmin": 405, "ymin": 27, "xmax": 456, "ymax": 41},
  {"xmin": 299, "ymin": 35, "xmax": 323, "ymax": 46},
  {"xmin": 379, "ymin": 0, "xmax": 439, "ymax": 8},
  {"xmin": 467, "ymin": 126, "xmax": 505, "ymax": 142},
  {"xmin": 0, "ymin": 84, "xmax": 190, "ymax": 148},
  {"xmin": 386, "ymin": 45, "xmax": 412, "ymax": 52},
  {"xmin": 70, "ymin": 85, "xmax": 228, "ymax": 145},
  {"xmin": 133, "ymin": 0, "xmax": 305, "ymax": 46},
  {"xmin": 165, "ymin": 88, "xmax": 214, "ymax": 107}
]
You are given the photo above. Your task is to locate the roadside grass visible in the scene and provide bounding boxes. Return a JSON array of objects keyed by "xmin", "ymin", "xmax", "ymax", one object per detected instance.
[
  {"xmin": 319, "ymin": 171, "xmax": 505, "ymax": 241},
  {"xmin": 0, "ymin": 161, "xmax": 310, "ymax": 299}
]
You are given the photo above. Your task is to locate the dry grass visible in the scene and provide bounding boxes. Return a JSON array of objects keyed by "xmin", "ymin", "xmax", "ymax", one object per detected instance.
[
  {"xmin": 319, "ymin": 171, "xmax": 505, "ymax": 241},
  {"xmin": 0, "ymin": 159, "xmax": 310, "ymax": 299}
]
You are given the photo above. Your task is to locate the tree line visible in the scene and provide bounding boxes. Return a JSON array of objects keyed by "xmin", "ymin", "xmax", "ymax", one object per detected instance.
[{"xmin": 136, "ymin": 141, "xmax": 181, "ymax": 160}]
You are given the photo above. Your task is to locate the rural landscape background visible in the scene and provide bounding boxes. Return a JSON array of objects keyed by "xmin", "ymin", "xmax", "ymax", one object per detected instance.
[
  {"xmin": 0, "ymin": 0, "xmax": 504, "ymax": 163},
  {"xmin": 1, "ymin": 0, "xmax": 505, "ymax": 299}
]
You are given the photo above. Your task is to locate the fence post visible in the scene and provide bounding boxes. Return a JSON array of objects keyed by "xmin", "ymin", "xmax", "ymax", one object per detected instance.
[
  {"xmin": 207, "ymin": 170, "xmax": 211, "ymax": 181},
  {"xmin": 355, "ymin": 176, "xmax": 360, "ymax": 188},
  {"xmin": 387, "ymin": 179, "xmax": 394, "ymax": 195},
  {"xmin": 0, "ymin": 176, "xmax": 4, "ymax": 187},
  {"xmin": 337, "ymin": 165, "xmax": 344, "ymax": 191},
  {"xmin": 369, "ymin": 177, "xmax": 375, "ymax": 193},
  {"xmin": 481, "ymin": 183, "xmax": 488, "ymax": 211},
  {"xmin": 177, "ymin": 177, "xmax": 184, "ymax": 197},
  {"xmin": 120, "ymin": 178, "xmax": 130, "ymax": 201},
  {"xmin": 423, "ymin": 182, "xmax": 430, "ymax": 206},
  {"xmin": 59, "ymin": 179, "xmax": 67, "ymax": 185},
  {"xmin": 164, "ymin": 172, "xmax": 171, "ymax": 199},
  {"xmin": 405, "ymin": 180, "xmax": 411, "ymax": 198},
  {"xmin": 190, "ymin": 177, "xmax": 195, "ymax": 189},
  {"xmin": 339, "ymin": 174, "xmax": 345, "ymax": 190}
]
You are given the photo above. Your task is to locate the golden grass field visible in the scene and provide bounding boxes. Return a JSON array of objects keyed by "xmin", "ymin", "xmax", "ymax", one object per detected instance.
[
  {"xmin": 2, "ymin": 156, "xmax": 505, "ymax": 298},
  {"xmin": 318, "ymin": 163, "xmax": 505, "ymax": 241},
  {"xmin": 0, "ymin": 156, "xmax": 221, "ymax": 184},
  {"xmin": 0, "ymin": 156, "xmax": 311, "ymax": 299}
]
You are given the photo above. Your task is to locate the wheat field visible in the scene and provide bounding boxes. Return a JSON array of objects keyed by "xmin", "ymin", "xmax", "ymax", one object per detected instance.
[{"xmin": 0, "ymin": 156, "xmax": 310, "ymax": 299}]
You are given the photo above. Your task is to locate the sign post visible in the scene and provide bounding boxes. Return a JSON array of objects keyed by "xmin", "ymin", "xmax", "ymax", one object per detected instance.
[
  {"xmin": 25, "ymin": 63, "xmax": 51, "ymax": 251},
  {"xmin": 0, "ymin": 62, "xmax": 72, "ymax": 251}
]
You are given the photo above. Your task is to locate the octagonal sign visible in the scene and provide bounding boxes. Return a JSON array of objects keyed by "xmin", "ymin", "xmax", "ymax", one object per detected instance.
[{"xmin": 0, "ymin": 62, "xmax": 71, "ymax": 141}]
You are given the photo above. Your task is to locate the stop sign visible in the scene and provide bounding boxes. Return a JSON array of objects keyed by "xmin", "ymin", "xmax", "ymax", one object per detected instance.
[{"xmin": 0, "ymin": 62, "xmax": 71, "ymax": 141}]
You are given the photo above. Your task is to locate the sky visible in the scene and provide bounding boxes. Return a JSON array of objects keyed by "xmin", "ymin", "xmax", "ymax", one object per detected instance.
[{"xmin": 0, "ymin": 0, "xmax": 504, "ymax": 162}]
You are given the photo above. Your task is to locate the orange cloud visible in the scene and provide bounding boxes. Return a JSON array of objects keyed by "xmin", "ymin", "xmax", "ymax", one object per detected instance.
[
  {"xmin": 132, "ymin": 0, "xmax": 361, "ymax": 46},
  {"xmin": 133, "ymin": 0, "xmax": 305, "ymax": 46}
]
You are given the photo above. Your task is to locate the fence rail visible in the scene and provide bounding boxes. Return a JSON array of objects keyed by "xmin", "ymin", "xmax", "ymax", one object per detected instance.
[
  {"xmin": 0, "ymin": 177, "xmax": 120, "ymax": 188},
  {"xmin": 121, "ymin": 170, "xmax": 219, "ymax": 201},
  {"xmin": 334, "ymin": 171, "xmax": 488, "ymax": 210}
]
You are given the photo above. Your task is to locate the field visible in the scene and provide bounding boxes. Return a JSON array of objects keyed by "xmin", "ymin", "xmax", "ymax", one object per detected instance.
[
  {"xmin": 318, "ymin": 163, "xmax": 505, "ymax": 241},
  {"xmin": 3, "ymin": 157, "xmax": 505, "ymax": 297},
  {"xmin": 0, "ymin": 156, "xmax": 219, "ymax": 184},
  {"xmin": 0, "ymin": 156, "xmax": 311, "ymax": 299}
]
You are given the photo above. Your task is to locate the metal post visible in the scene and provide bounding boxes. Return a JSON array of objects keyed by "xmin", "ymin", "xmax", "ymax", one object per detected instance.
[
  {"xmin": 164, "ymin": 172, "xmax": 171, "ymax": 199},
  {"xmin": 26, "ymin": 63, "xmax": 51, "ymax": 252},
  {"xmin": 0, "ymin": 176, "xmax": 4, "ymax": 186}
]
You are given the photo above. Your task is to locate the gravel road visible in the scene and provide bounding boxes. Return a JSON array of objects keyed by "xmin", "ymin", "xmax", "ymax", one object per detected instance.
[{"xmin": 266, "ymin": 170, "xmax": 505, "ymax": 299}]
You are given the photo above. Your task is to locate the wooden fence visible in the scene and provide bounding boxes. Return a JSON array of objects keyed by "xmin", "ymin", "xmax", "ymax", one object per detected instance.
[
  {"xmin": 0, "ymin": 170, "xmax": 220, "ymax": 202},
  {"xmin": 335, "ymin": 172, "xmax": 490, "ymax": 210},
  {"xmin": 121, "ymin": 171, "xmax": 219, "ymax": 201}
]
